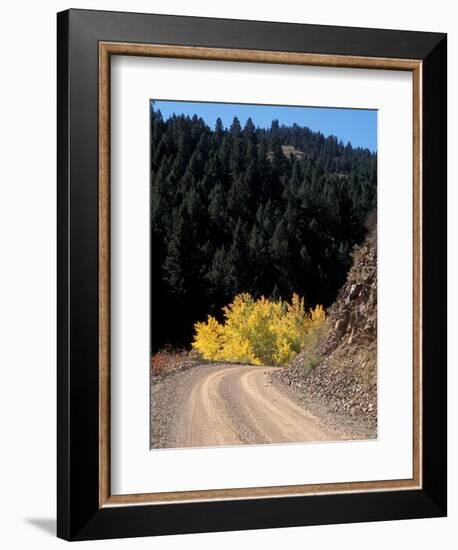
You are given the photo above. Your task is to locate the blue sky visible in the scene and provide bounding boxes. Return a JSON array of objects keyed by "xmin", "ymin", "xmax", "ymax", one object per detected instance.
[{"xmin": 152, "ymin": 100, "xmax": 378, "ymax": 152}]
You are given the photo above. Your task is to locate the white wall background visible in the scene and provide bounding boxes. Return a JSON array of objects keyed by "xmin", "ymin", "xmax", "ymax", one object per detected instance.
[{"xmin": 0, "ymin": 1, "xmax": 455, "ymax": 548}]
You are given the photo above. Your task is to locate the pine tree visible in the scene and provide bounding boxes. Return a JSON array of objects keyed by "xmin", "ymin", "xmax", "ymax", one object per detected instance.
[{"xmin": 227, "ymin": 219, "xmax": 251, "ymax": 293}]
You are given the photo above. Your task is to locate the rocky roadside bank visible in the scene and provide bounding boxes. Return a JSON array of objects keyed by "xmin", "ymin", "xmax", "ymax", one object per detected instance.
[{"xmin": 274, "ymin": 221, "xmax": 378, "ymax": 438}]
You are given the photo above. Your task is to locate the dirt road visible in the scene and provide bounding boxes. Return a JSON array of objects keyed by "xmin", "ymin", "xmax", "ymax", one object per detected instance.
[{"xmin": 151, "ymin": 363, "xmax": 344, "ymax": 449}]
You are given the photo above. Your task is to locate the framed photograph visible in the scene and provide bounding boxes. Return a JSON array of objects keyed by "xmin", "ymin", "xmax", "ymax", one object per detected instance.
[{"xmin": 57, "ymin": 9, "xmax": 447, "ymax": 541}]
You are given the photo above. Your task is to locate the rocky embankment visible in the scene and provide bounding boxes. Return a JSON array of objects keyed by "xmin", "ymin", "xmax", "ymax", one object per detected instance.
[{"xmin": 276, "ymin": 222, "xmax": 377, "ymax": 436}]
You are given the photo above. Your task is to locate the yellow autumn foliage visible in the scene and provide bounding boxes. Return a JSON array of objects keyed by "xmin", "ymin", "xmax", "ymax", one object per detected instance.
[
  {"xmin": 192, "ymin": 293, "xmax": 325, "ymax": 366},
  {"xmin": 192, "ymin": 316, "xmax": 225, "ymax": 360}
]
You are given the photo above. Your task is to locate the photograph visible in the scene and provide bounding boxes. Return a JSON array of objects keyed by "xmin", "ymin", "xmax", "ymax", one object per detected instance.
[{"xmin": 150, "ymin": 100, "xmax": 378, "ymax": 449}]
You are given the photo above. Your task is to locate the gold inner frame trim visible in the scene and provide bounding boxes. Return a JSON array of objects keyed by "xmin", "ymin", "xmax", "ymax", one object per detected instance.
[{"xmin": 98, "ymin": 41, "xmax": 422, "ymax": 508}]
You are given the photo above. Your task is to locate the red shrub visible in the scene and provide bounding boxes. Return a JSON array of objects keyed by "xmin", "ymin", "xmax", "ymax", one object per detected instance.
[
  {"xmin": 151, "ymin": 348, "xmax": 195, "ymax": 377},
  {"xmin": 151, "ymin": 352, "xmax": 172, "ymax": 376}
]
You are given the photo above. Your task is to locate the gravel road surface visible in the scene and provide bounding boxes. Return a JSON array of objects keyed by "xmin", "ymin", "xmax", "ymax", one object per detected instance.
[{"xmin": 151, "ymin": 363, "xmax": 348, "ymax": 449}]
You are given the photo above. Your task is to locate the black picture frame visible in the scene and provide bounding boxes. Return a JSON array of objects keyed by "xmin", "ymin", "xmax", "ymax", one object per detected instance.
[{"xmin": 57, "ymin": 8, "xmax": 447, "ymax": 541}]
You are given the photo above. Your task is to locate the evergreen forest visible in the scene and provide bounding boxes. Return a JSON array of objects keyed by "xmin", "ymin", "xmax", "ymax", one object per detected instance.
[{"xmin": 150, "ymin": 104, "xmax": 377, "ymax": 351}]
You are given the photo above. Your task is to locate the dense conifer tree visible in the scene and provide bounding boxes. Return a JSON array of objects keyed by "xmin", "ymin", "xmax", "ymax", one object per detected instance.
[{"xmin": 150, "ymin": 105, "xmax": 376, "ymax": 350}]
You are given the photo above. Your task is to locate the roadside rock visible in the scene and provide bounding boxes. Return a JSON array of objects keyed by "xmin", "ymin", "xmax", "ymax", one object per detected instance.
[{"xmin": 275, "ymin": 216, "xmax": 377, "ymax": 436}]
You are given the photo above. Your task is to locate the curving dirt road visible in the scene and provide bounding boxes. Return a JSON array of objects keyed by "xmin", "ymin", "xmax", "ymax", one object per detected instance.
[{"xmin": 151, "ymin": 363, "xmax": 345, "ymax": 449}]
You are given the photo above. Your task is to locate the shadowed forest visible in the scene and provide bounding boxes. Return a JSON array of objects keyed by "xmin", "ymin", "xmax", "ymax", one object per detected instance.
[{"xmin": 150, "ymin": 104, "xmax": 376, "ymax": 352}]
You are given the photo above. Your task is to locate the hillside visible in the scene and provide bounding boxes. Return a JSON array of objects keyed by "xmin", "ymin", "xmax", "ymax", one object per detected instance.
[
  {"xmin": 150, "ymin": 107, "xmax": 376, "ymax": 351},
  {"xmin": 266, "ymin": 144, "xmax": 306, "ymax": 161},
  {"xmin": 276, "ymin": 217, "xmax": 377, "ymax": 435}
]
